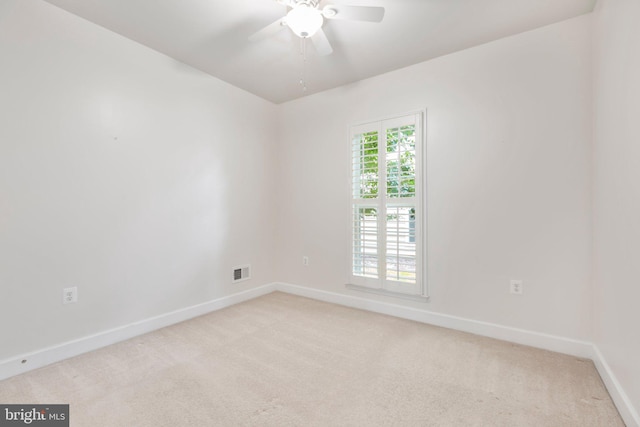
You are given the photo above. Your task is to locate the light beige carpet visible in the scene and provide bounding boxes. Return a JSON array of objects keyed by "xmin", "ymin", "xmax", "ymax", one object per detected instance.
[{"xmin": 0, "ymin": 292, "xmax": 624, "ymax": 426}]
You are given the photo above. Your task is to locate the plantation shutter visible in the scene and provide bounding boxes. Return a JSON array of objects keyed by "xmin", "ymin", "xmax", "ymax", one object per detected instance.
[{"xmin": 350, "ymin": 112, "xmax": 424, "ymax": 296}]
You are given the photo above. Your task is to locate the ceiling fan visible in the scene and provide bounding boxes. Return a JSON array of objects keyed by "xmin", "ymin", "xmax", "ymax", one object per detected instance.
[{"xmin": 248, "ymin": 0, "xmax": 385, "ymax": 56}]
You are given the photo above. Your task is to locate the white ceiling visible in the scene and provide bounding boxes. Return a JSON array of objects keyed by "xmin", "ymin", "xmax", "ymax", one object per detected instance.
[{"xmin": 42, "ymin": 0, "xmax": 596, "ymax": 104}]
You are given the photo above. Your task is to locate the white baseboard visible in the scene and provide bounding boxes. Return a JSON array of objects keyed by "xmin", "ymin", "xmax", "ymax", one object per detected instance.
[
  {"xmin": 591, "ymin": 345, "xmax": 640, "ymax": 427},
  {"xmin": 0, "ymin": 283, "xmax": 277, "ymax": 382},
  {"xmin": 275, "ymin": 282, "xmax": 639, "ymax": 426},
  {"xmin": 275, "ymin": 283, "xmax": 593, "ymax": 357}
]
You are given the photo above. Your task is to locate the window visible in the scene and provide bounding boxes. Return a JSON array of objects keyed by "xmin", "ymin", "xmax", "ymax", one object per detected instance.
[{"xmin": 349, "ymin": 112, "xmax": 425, "ymax": 297}]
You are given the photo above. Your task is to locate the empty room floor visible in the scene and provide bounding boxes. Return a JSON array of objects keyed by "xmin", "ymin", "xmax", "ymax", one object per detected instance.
[{"xmin": 0, "ymin": 292, "xmax": 623, "ymax": 426}]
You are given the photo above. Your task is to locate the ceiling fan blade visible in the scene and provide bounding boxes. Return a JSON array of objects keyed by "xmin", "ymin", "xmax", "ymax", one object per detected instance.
[
  {"xmin": 311, "ymin": 28, "xmax": 333, "ymax": 56},
  {"xmin": 248, "ymin": 18, "xmax": 287, "ymax": 42},
  {"xmin": 322, "ymin": 5, "xmax": 385, "ymax": 23}
]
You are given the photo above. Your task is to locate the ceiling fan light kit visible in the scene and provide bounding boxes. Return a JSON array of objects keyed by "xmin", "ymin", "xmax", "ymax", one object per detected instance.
[{"xmin": 286, "ymin": 3, "xmax": 324, "ymax": 38}]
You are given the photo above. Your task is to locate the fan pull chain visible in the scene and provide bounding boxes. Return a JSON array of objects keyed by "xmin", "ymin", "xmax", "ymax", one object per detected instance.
[{"xmin": 299, "ymin": 37, "xmax": 308, "ymax": 92}]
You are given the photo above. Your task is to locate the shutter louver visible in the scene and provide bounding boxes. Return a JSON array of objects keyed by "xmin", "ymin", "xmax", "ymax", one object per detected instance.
[{"xmin": 353, "ymin": 206, "xmax": 378, "ymax": 278}]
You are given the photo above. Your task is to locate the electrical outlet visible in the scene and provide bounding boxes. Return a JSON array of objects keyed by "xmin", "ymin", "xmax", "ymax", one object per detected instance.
[
  {"xmin": 63, "ymin": 287, "xmax": 77, "ymax": 304},
  {"xmin": 302, "ymin": 256, "xmax": 309, "ymax": 266},
  {"xmin": 510, "ymin": 280, "xmax": 523, "ymax": 295}
]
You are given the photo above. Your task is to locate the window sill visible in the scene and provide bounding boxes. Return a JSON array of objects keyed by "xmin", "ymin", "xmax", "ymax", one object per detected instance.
[{"xmin": 345, "ymin": 284, "xmax": 430, "ymax": 303}]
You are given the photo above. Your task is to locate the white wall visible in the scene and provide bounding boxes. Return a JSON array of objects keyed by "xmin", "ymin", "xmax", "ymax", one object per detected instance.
[
  {"xmin": 276, "ymin": 16, "xmax": 593, "ymax": 340},
  {"xmin": 593, "ymin": 0, "xmax": 640, "ymax": 417},
  {"xmin": 0, "ymin": 0, "xmax": 277, "ymax": 360},
  {"xmin": 0, "ymin": 0, "xmax": 636, "ymax": 419}
]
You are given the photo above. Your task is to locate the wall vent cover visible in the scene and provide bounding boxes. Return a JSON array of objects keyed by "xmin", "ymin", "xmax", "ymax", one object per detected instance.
[{"xmin": 232, "ymin": 265, "xmax": 251, "ymax": 283}]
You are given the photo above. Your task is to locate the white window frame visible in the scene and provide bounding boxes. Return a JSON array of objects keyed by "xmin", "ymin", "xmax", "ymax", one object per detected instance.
[{"xmin": 347, "ymin": 110, "xmax": 428, "ymax": 300}]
